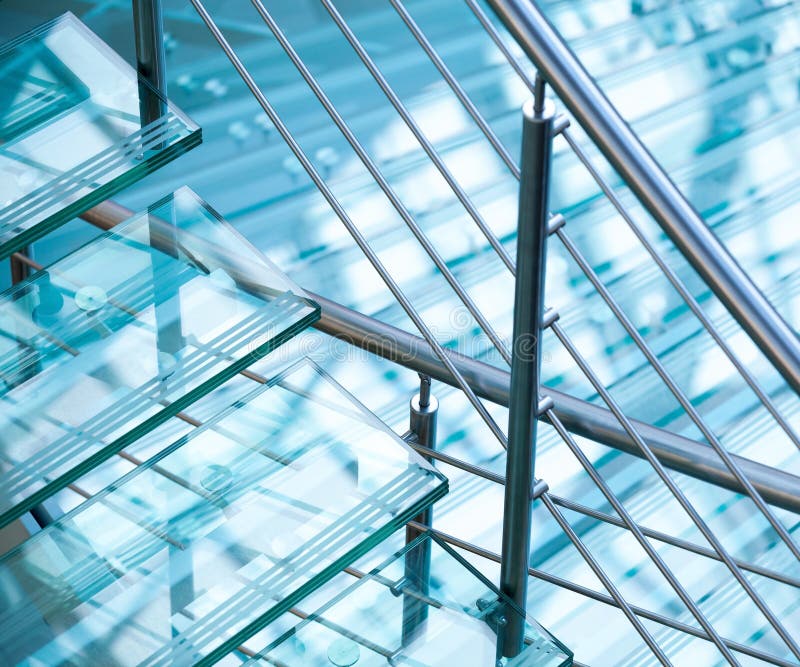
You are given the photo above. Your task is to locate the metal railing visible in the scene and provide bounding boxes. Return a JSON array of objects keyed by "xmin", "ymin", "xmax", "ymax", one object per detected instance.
[{"xmin": 18, "ymin": 0, "xmax": 800, "ymax": 664}]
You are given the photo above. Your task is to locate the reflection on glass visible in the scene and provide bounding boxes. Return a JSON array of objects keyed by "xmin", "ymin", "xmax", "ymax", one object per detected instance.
[
  {"xmin": 0, "ymin": 12, "xmax": 201, "ymax": 258},
  {"xmin": 0, "ymin": 358, "xmax": 447, "ymax": 667},
  {"xmin": 248, "ymin": 532, "xmax": 572, "ymax": 667},
  {"xmin": 0, "ymin": 186, "xmax": 319, "ymax": 526}
]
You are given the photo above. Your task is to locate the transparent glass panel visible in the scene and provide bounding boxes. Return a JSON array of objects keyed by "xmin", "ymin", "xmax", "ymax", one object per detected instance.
[
  {"xmin": 0, "ymin": 358, "xmax": 447, "ymax": 667},
  {"xmin": 0, "ymin": 12, "xmax": 201, "ymax": 258},
  {"xmin": 247, "ymin": 532, "xmax": 572, "ymax": 667},
  {"xmin": 0, "ymin": 186, "xmax": 319, "ymax": 526}
]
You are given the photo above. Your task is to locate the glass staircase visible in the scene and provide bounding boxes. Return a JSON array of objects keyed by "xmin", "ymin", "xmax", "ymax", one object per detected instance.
[
  {"xmin": 0, "ymin": 12, "xmax": 201, "ymax": 258},
  {"xmin": 0, "ymin": 8, "xmax": 574, "ymax": 666},
  {"xmin": 1, "ymin": 0, "xmax": 800, "ymax": 665}
]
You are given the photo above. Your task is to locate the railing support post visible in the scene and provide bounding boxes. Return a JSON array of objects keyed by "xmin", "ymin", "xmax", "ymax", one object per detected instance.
[
  {"xmin": 486, "ymin": 0, "xmax": 800, "ymax": 396},
  {"xmin": 499, "ymin": 79, "xmax": 554, "ymax": 657},
  {"xmin": 402, "ymin": 374, "xmax": 438, "ymax": 646},
  {"xmin": 132, "ymin": 0, "xmax": 168, "ymax": 126}
]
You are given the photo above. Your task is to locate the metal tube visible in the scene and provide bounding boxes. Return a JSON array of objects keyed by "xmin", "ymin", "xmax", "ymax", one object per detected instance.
[
  {"xmin": 483, "ymin": 0, "xmax": 800, "ymax": 396},
  {"xmin": 132, "ymin": 0, "xmax": 168, "ymax": 128},
  {"xmin": 551, "ymin": 320, "xmax": 800, "ymax": 660},
  {"xmin": 321, "ymin": 0, "xmax": 515, "ymax": 273},
  {"xmin": 557, "ymin": 225, "xmax": 800, "ymax": 565},
  {"xmin": 561, "ymin": 128, "xmax": 800, "ymax": 453},
  {"xmin": 77, "ymin": 202, "xmax": 800, "ymax": 514},
  {"xmin": 309, "ymin": 292, "xmax": 800, "ymax": 515},
  {"xmin": 403, "ymin": 374, "xmax": 438, "ymax": 646},
  {"xmin": 539, "ymin": 493, "xmax": 672, "ymax": 664},
  {"xmin": 499, "ymin": 91, "xmax": 553, "ymax": 656},
  {"xmin": 188, "ymin": 0, "xmax": 509, "ymax": 449},
  {"xmin": 546, "ymin": 408, "xmax": 739, "ymax": 664},
  {"xmin": 416, "ymin": 523, "xmax": 795, "ymax": 667},
  {"xmin": 250, "ymin": 0, "xmax": 513, "ymax": 369}
]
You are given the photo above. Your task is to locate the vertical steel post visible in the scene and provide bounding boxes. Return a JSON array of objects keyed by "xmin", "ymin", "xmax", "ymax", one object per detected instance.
[
  {"xmin": 10, "ymin": 247, "xmax": 32, "ymax": 285},
  {"xmin": 499, "ymin": 78, "xmax": 554, "ymax": 657},
  {"xmin": 132, "ymin": 0, "xmax": 168, "ymax": 127},
  {"xmin": 402, "ymin": 374, "xmax": 438, "ymax": 646}
]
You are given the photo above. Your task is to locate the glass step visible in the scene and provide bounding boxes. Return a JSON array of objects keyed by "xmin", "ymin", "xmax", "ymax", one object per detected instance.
[
  {"xmin": 0, "ymin": 12, "xmax": 201, "ymax": 258},
  {"xmin": 0, "ymin": 186, "xmax": 319, "ymax": 528},
  {"xmin": 0, "ymin": 357, "xmax": 447, "ymax": 667},
  {"xmin": 244, "ymin": 532, "xmax": 571, "ymax": 667}
]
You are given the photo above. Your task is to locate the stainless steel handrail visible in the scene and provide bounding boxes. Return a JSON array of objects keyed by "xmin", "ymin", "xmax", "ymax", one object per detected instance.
[
  {"xmin": 484, "ymin": 0, "xmax": 800, "ymax": 396},
  {"xmin": 77, "ymin": 201, "xmax": 800, "ymax": 515}
]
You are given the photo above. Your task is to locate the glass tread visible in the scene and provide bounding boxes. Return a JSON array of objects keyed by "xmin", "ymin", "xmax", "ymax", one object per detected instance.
[
  {"xmin": 0, "ymin": 357, "xmax": 447, "ymax": 667},
  {"xmin": 245, "ymin": 532, "xmax": 572, "ymax": 667},
  {"xmin": 0, "ymin": 12, "xmax": 202, "ymax": 258},
  {"xmin": 0, "ymin": 186, "xmax": 320, "ymax": 527}
]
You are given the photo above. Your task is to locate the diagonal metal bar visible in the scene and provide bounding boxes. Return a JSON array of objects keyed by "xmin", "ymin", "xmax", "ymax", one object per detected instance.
[
  {"xmin": 409, "ymin": 438, "xmax": 800, "ymax": 591},
  {"xmin": 320, "ymin": 0, "xmax": 515, "ymax": 273},
  {"xmin": 546, "ymin": 408, "xmax": 739, "ymax": 664},
  {"xmin": 389, "ymin": 0, "xmax": 521, "ymax": 177},
  {"xmin": 538, "ymin": 492, "xmax": 673, "ymax": 665},
  {"xmin": 561, "ymin": 127, "xmax": 800, "ymax": 453},
  {"xmin": 249, "ymin": 0, "xmax": 513, "ymax": 368},
  {"xmin": 556, "ymin": 225, "xmax": 800, "ymax": 565},
  {"xmin": 413, "ymin": 523, "xmax": 796, "ymax": 667},
  {"xmin": 188, "ymin": 0, "xmax": 508, "ymax": 449},
  {"xmin": 550, "ymin": 319, "xmax": 800, "ymax": 660}
]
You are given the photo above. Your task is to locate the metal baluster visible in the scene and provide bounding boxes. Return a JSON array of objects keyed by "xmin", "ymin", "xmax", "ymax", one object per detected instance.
[
  {"xmin": 402, "ymin": 374, "xmax": 438, "ymax": 646},
  {"xmin": 320, "ymin": 0, "xmax": 515, "ymax": 273},
  {"xmin": 132, "ymin": 0, "xmax": 168, "ymax": 129},
  {"xmin": 482, "ymin": 0, "xmax": 800, "ymax": 397},
  {"xmin": 556, "ymin": 226, "xmax": 800, "ymax": 565},
  {"xmin": 498, "ymin": 82, "xmax": 552, "ymax": 657},
  {"xmin": 250, "ymin": 0, "xmax": 513, "ymax": 368},
  {"xmin": 405, "ymin": 0, "xmax": 800, "ymax": 458},
  {"xmin": 550, "ymin": 319, "xmax": 800, "ymax": 660},
  {"xmin": 189, "ymin": 0, "xmax": 509, "ymax": 450}
]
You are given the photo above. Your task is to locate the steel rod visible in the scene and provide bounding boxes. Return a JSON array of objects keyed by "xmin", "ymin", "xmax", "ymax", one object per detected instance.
[
  {"xmin": 250, "ymin": 0, "xmax": 513, "ymax": 369},
  {"xmin": 482, "ymin": 0, "xmax": 800, "ymax": 396},
  {"xmin": 415, "ymin": 524, "xmax": 796, "ymax": 667},
  {"xmin": 556, "ymin": 226, "xmax": 800, "ymax": 564},
  {"xmin": 561, "ymin": 127, "xmax": 800, "ymax": 453},
  {"xmin": 551, "ymin": 320, "xmax": 800, "ymax": 660},
  {"xmin": 499, "ymin": 90, "xmax": 553, "ymax": 656},
  {"xmin": 539, "ymin": 493, "xmax": 672, "ymax": 664},
  {"xmin": 132, "ymin": 0, "xmax": 168, "ymax": 127},
  {"xmin": 546, "ymin": 408, "xmax": 738, "ymax": 664},
  {"xmin": 322, "ymin": 0, "xmax": 514, "ymax": 272},
  {"xmin": 77, "ymin": 202, "xmax": 800, "ymax": 513},
  {"xmin": 403, "ymin": 375, "xmax": 438, "ymax": 646},
  {"xmin": 188, "ymin": 0, "xmax": 509, "ymax": 449}
]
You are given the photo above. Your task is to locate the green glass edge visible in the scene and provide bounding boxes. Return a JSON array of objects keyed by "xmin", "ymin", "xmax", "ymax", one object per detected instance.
[
  {"xmin": 0, "ymin": 127, "xmax": 202, "ymax": 260},
  {"xmin": 0, "ymin": 303, "xmax": 319, "ymax": 529},
  {"xmin": 196, "ymin": 479, "xmax": 449, "ymax": 667}
]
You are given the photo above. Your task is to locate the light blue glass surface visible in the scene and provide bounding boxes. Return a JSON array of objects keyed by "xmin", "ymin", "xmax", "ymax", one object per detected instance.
[
  {"xmin": 1, "ymin": 0, "xmax": 798, "ymax": 664},
  {"xmin": 0, "ymin": 358, "xmax": 447, "ymax": 666},
  {"xmin": 246, "ymin": 532, "xmax": 571, "ymax": 667},
  {"xmin": 0, "ymin": 12, "xmax": 201, "ymax": 258},
  {"xmin": 0, "ymin": 186, "xmax": 319, "ymax": 528}
]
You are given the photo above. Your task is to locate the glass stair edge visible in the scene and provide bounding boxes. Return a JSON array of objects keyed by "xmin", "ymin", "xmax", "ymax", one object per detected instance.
[
  {"xmin": 243, "ymin": 532, "xmax": 571, "ymax": 667},
  {"xmin": 0, "ymin": 11, "xmax": 202, "ymax": 259},
  {"xmin": 0, "ymin": 356, "xmax": 447, "ymax": 667},
  {"xmin": 0, "ymin": 185, "xmax": 320, "ymax": 528}
]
